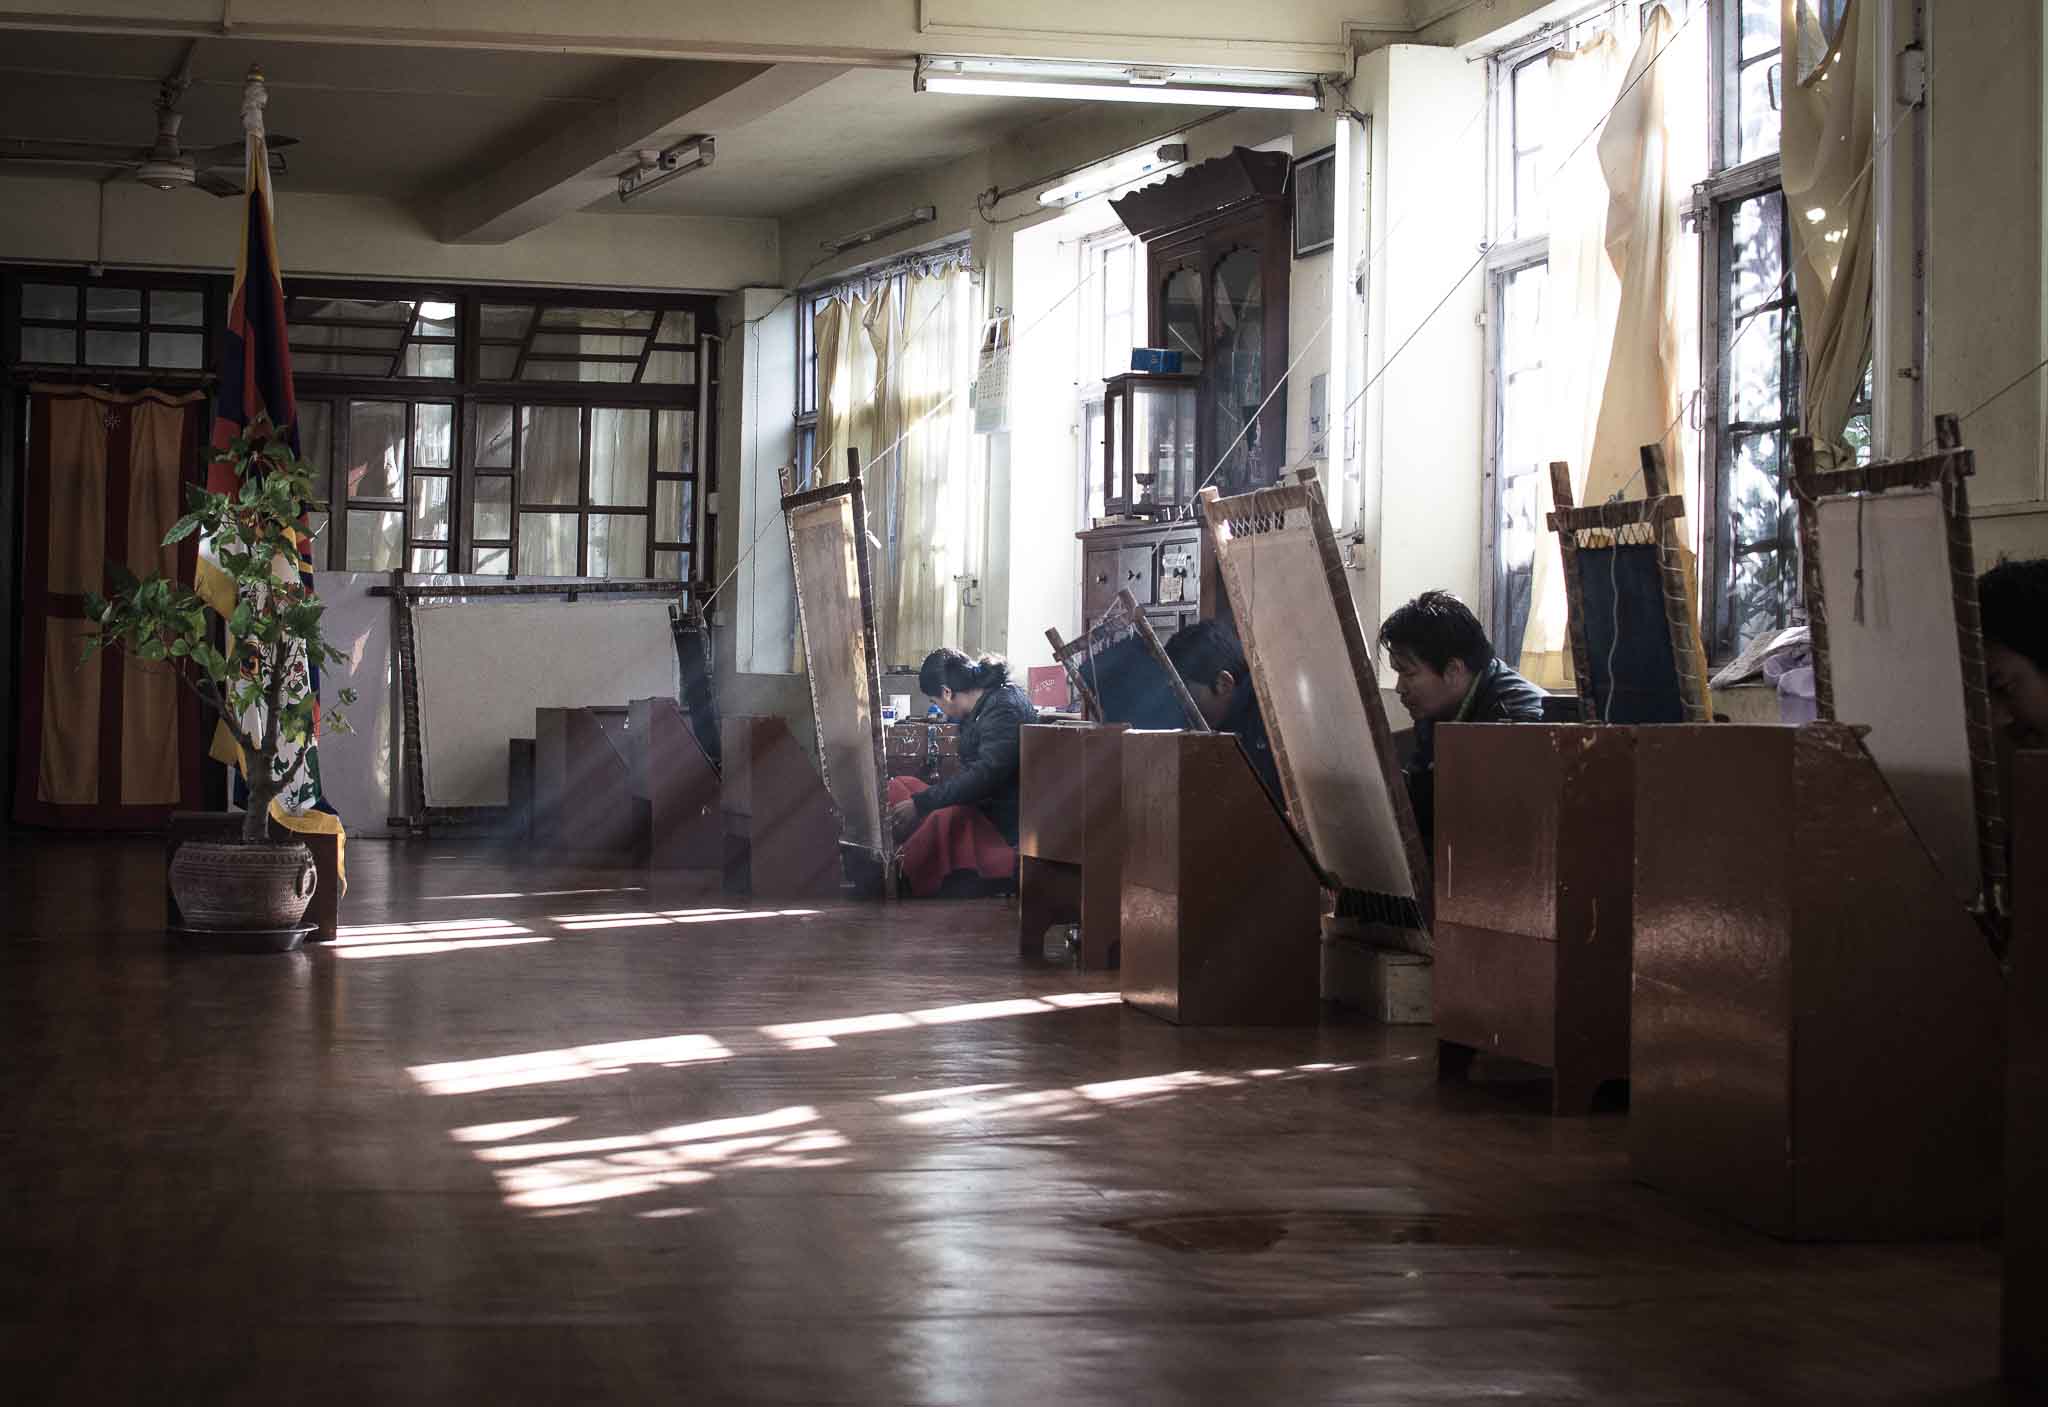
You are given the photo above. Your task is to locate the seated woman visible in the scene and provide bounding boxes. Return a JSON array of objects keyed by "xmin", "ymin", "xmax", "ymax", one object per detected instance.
[{"xmin": 887, "ymin": 649, "xmax": 1038, "ymax": 898}]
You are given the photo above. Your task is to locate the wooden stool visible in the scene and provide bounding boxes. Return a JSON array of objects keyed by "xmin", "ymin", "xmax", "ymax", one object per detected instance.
[{"xmin": 1017, "ymin": 722, "xmax": 1126, "ymax": 969}]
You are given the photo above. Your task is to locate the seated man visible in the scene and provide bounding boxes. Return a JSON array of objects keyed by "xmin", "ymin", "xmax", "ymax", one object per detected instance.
[
  {"xmin": 1980, "ymin": 557, "xmax": 2048, "ymax": 749},
  {"xmin": 1378, "ymin": 590, "xmax": 1546, "ymax": 848},
  {"xmin": 1165, "ymin": 619, "xmax": 1282, "ymax": 805}
]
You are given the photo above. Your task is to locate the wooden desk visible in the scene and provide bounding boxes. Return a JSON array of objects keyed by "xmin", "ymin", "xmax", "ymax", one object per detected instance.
[
  {"xmin": 166, "ymin": 812, "xmax": 341, "ymax": 943},
  {"xmin": 1434, "ymin": 724, "xmax": 1634, "ymax": 1114},
  {"xmin": 1120, "ymin": 731, "xmax": 1321, "ymax": 1025},
  {"xmin": 1016, "ymin": 722, "xmax": 1126, "ymax": 968},
  {"xmin": 1631, "ymin": 724, "xmax": 2003, "ymax": 1240},
  {"xmin": 721, "ymin": 714, "xmax": 841, "ymax": 899},
  {"xmin": 2008, "ymin": 749, "xmax": 2046, "ymax": 1387}
]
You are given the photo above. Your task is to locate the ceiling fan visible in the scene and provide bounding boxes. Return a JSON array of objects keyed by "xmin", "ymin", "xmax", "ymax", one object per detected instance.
[{"xmin": 0, "ymin": 41, "xmax": 298, "ymax": 197}]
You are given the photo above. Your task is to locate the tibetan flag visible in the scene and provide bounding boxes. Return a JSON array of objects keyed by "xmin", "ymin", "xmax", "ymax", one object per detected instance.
[{"xmin": 202, "ymin": 67, "xmax": 344, "ymax": 863}]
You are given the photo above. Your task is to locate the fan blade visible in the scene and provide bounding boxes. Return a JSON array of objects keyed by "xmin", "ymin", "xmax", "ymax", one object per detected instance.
[
  {"xmin": 0, "ymin": 138, "xmax": 147, "ymax": 165},
  {"xmin": 189, "ymin": 133, "xmax": 300, "ymax": 165},
  {"xmin": 194, "ymin": 168, "xmax": 243, "ymax": 198}
]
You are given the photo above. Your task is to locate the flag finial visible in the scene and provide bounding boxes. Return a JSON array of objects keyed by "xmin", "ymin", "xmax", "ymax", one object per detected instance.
[{"xmin": 241, "ymin": 65, "xmax": 268, "ymax": 139}]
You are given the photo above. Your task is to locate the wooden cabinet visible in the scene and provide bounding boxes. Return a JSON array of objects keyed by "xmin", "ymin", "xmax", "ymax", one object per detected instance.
[{"xmin": 1078, "ymin": 520, "xmax": 1203, "ymax": 641}]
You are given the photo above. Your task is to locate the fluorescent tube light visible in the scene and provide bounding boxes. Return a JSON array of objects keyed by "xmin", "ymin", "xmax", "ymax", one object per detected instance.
[
  {"xmin": 618, "ymin": 135, "xmax": 716, "ymax": 204},
  {"xmin": 1038, "ymin": 143, "xmax": 1189, "ymax": 207},
  {"xmin": 917, "ymin": 57, "xmax": 1318, "ymax": 111},
  {"xmin": 822, "ymin": 205, "xmax": 938, "ymax": 255}
]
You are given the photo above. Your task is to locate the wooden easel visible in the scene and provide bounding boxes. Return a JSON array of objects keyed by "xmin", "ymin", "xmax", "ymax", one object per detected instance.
[
  {"xmin": 781, "ymin": 448, "xmax": 894, "ymax": 895},
  {"xmin": 1547, "ymin": 445, "xmax": 1709, "ymax": 723},
  {"xmin": 1045, "ymin": 588, "xmax": 1209, "ymax": 731}
]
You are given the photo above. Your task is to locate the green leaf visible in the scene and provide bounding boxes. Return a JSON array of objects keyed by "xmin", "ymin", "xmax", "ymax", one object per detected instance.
[{"xmin": 161, "ymin": 513, "xmax": 204, "ymax": 546}]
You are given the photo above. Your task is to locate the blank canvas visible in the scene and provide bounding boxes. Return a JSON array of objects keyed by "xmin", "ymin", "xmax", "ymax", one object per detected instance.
[{"xmin": 788, "ymin": 494, "xmax": 886, "ymax": 854}]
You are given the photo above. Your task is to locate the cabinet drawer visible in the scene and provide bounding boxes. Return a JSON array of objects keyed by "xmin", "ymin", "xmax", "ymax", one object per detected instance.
[
  {"xmin": 1118, "ymin": 545, "xmax": 1157, "ymax": 606},
  {"xmin": 1083, "ymin": 548, "xmax": 1120, "ymax": 622}
]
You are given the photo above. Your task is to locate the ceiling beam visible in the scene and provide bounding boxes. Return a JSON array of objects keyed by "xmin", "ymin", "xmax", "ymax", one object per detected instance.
[{"xmin": 434, "ymin": 62, "xmax": 846, "ymax": 245}]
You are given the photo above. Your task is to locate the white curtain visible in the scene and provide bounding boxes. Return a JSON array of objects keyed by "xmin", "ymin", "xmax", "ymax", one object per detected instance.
[
  {"xmin": 808, "ymin": 262, "xmax": 978, "ymax": 668},
  {"xmin": 1519, "ymin": 31, "xmax": 1627, "ymax": 688},
  {"xmin": 1782, "ymin": 0, "xmax": 1877, "ymax": 460}
]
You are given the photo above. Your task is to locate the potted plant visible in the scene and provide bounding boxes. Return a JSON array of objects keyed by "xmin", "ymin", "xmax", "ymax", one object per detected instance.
[{"xmin": 86, "ymin": 425, "xmax": 354, "ymax": 935}]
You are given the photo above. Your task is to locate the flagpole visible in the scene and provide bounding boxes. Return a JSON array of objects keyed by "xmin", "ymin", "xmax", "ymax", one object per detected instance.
[{"xmin": 241, "ymin": 65, "xmax": 271, "ymax": 217}]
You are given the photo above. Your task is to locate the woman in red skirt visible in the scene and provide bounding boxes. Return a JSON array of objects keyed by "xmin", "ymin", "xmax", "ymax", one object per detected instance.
[{"xmin": 887, "ymin": 649, "xmax": 1037, "ymax": 898}]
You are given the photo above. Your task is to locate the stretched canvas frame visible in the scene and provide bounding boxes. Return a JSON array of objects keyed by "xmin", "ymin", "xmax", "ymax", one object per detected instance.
[
  {"xmin": 1793, "ymin": 414, "xmax": 2007, "ymax": 922},
  {"xmin": 782, "ymin": 450, "xmax": 893, "ymax": 886},
  {"xmin": 1198, "ymin": 469, "xmax": 1431, "ymax": 949},
  {"xmin": 1549, "ymin": 445, "xmax": 1710, "ymax": 724},
  {"xmin": 1046, "ymin": 588, "xmax": 1209, "ymax": 731}
]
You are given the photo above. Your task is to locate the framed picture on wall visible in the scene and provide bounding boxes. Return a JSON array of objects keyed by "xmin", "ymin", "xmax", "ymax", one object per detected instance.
[{"xmin": 1293, "ymin": 145, "xmax": 1336, "ymax": 258}]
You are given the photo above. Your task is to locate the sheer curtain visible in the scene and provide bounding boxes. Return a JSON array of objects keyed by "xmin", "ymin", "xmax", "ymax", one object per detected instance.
[
  {"xmin": 1519, "ymin": 32, "xmax": 1626, "ymax": 687},
  {"xmin": 808, "ymin": 260, "xmax": 977, "ymax": 667},
  {"xmin": 1782, "ymin": 0, "xmax": 1876, "ymax": 460}
]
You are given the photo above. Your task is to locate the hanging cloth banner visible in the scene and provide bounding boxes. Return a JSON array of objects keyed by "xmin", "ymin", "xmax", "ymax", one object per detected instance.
[{"xmin": 199, "ymin": 67, "xmax": 347, "ymax": 878}]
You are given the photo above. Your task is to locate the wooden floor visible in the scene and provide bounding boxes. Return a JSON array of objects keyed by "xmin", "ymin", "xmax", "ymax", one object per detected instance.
[{"xmin": 0, "ymin": 837, "xmax": 2016, "ymax": 1404}]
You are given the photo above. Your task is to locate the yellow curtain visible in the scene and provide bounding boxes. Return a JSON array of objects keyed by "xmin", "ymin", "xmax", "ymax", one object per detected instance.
[
  {"xmin": 1782, "ymin": 0, "xmax": 1877, "ymax": 459},
  {"xmin": 122, "ymin": 399, "xmax": 189, "ymax": 804},
  {"xmin": 1519, "ymin": 32, "xmax": 1626, "ymax": 687}
]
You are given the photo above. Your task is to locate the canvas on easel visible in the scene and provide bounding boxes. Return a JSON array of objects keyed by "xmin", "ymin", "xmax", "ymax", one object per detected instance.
[
  {"xmin": 782, "ymin": 449, "xmax": 893, "ymax": 892},
  {"xmin": 1045, "ymin": 588, "xmax": 1208, "ymax": 731},
  {"xmin": 1197, "ymin": 467, "xmax": 1430, "ymax": 955}
]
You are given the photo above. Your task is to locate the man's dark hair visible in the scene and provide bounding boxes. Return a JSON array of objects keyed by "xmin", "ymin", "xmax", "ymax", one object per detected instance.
[
  {"xmin": 1979, "ymin": 557, "xmax": 2048, "ymax": 672},
  {"xmin": 1378, "ymin": 590, "xmax": 1494, "ymax": 675},
  {"xmin": 918, "ymin": 648, "xmax": 1009, "ymax": 698},
  {"xmin": 1163, "ymin": 620, "xmax": 1248, "ymax": 688}
]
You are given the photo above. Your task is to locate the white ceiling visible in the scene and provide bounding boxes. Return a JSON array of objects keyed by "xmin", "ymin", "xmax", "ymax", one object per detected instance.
[{"xmin": 0, "ymin": 30, "xmax": 1073, "ymax": 221}]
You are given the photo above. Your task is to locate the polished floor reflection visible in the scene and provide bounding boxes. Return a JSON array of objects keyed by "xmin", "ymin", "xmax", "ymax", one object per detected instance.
[{"xmin": 0, "ymin": 838, "xmax": 2011, "ymax": 1404}]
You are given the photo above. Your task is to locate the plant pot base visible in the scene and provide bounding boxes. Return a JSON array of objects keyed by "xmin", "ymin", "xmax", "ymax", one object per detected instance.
[
  {"xmin": 168, "ymin": 922, "xmax": 318, "ymax": 954},
  {"xmin": 167, "ymin": 840, "xmax": 319, "ymax": 931}
]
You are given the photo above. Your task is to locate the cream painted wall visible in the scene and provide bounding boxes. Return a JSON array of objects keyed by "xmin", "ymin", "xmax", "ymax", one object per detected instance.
[
  {"xmin": 1354, "ymin": 45, "xmax": 1488, "ymax": 647},
  {"xmin": 0, "ymin": 175, "xmax": 780, "ymax": 291}
]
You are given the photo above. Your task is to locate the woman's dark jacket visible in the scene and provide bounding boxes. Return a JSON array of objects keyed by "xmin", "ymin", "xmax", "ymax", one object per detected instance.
[{"xmin": 911, "ymin": 682, "xmax": 1038, "ymax": 843}]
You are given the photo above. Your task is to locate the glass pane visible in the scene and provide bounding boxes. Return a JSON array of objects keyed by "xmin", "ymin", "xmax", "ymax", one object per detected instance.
[
  {"xmin": 655, "ymin": 550, "xmax": 686, "ymax": 580},
  {"xmin": 413, "ymin": 300, "xmax": 459, "ymax": 340},
  {"xmin": 295, "ymin": 352, "xmax": 395, "ymax": 377},
  {"xmin": 530, "ymin": 331, "xmax": 647, "ymax": 356},
  {"xmin": 473, "ymin": 477, "xmax": 512, "ymax": 540},
  {"xmin": 475, "ymin": 404, "xmax": 515, "ymax": 468},
  {"xmin": 524, "ymin": 359, "xmax": 635, "ymax": 384},
  {"xmin": 86, "ymin": 287, "xmax": 142, "ymax": 322},
  {"xmin": 518, "ymin": 512, "xmax": 578, "ymax": 575},
  {"xmin": 1161, "ymin": 268, "xmax": 1203, "ymax": 376},
  {"xmin": 473, "ymin": 545, "xmax": 510, "ymax": 575},
  {"xmin": 305, "ymin": 511, "xmax": 329, "ymax": 571},
  {"xmin": 1738, "ymin": 58, "xmax": 1780, "ymax": 164},
  {"xmin": 148, "ymin": 332, "xmax": 203, "ymax": 369},
  {"xmin": 480, "ymin": 347, "xmax": 519, "ymax": 380},
  {"xmin": 347, "ymin": 402, "xmax": 407, "ymax": 501},
  {"xmin": 642, "ymin": 349, "xmax": 694, "ymax": 384},
  {"xmin": 151, "ymin": 290, "xmax": 204, "ymax": 326},
  {"xmin": 298, "ymin": 401, "xmax": 332, "ymax": 478},
  {"xmin": 539, "ymin": 307, "xmax": 656, "ymax": 332},
  {"xmin": 1729, "ymin": 309, "xmax": 1784, "ymax": 424},
  {"xmin": 655, "ymin": 480, "xmax": 695, "ymax": 545},
  {"xmin": 656, "ymin": 310, "xmax": 696, "ymax": 343},
  {"xmin": 657, "ymin": 410, "xmax": 695, "ymax": 475},
  {"xmin": 291, "ymin": 297, "xmax": 414, "ymax": 324},
  {"xmin": 346, "ymin": 509, "xmax": 404, "ymax": 571},
  {"xmin": 1513, "ymin": 56, "xmax": 1550, "ymax": 150},
  {"xmin": 23, "ymin": 284, "xmax": 77, "ymax": 320},
  {"xmin": 518, "ymin": 406, "xmax": 581, "ymax": 506},
  {"xmin": 1728, "ymin": 193, "xmax": 1785, "ymax": 316},
  {"xmin": 291, "ymin": 323, "xmax": 403, "ymax": 351},
  {"xmin": 413, "ymin": 403, "xmax": 453, "ymax": 468},
  {"xmin": 410, "ymin": 475, "xmax": 451, "ymax": 541},
  {"xmin": 1729, "ymin": 432, "xmax": 1787, "ymax": 544},
  {"xmin": 84, "ymin": 331, "xmax": 141, "ymax": 366},
  {"xmin": 590, "ymin": 408, "xmax": 651, "ymax": 507},
  {"xmin": 586, "ymin": 514, "xmax": 647, "ymax": 579},
  {"xmin": 21, "ymin": 328, "xmax": 76, "ymax": 363},
  {"xmin": 480, "ymin": 304, "xmax": 533, "ymax": 340},
  {"xmin": 409, "ymin": 546, "xmax": 449, "ymax": 574},
  {"xmin": 1741, "ymin": 0, "xmax": 1781, "ymax": 61},
  {"xmin": 1210, "ymin": 249, "xmax": 1265, "ymax": 493},
  {"xmin": 400, "ymin": 342, "xmax": 455, "ymax": 379}
]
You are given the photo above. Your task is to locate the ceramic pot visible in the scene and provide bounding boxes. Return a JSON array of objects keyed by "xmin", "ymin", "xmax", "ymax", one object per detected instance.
[{"xmin": 169, "ymin": 841, "xmax": 318, "ymax": 930}]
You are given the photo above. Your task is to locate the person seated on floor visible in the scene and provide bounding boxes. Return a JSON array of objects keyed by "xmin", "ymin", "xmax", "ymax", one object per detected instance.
[
  {"xmin": 886, "ymin": 649, "xmax": 1037, "ymax": 898},
  {"xmin": 1164, "ymin": 619, "xmax": 1282, "ymax": 805},
  {"xmin": 1378, "ymin": 590, "xmax": 1546, "ymax": 848},
  {"xmin": 1980, "ymin": 557, "xmax": 2048, "ymax": 751}
]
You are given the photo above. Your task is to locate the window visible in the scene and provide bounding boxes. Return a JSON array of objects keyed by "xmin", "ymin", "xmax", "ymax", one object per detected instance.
[
  {"xmin": 1488, "ymin": 260, "xmax": 1549, "ymax": 664},
  {"xmin": 1721, "ymin": 0, "xmax": 1783, "ymax": 168},
  {"xmin": 1073, "ymin": 229, "xmax": 1150, "ymax": 527},
  {"xmin": 14, "ymin": 278, "xmax": 210, "ymax": 370},
  {"xmin": 288, "ymin": 283, "xmax": 711, "ymax": 582}
]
